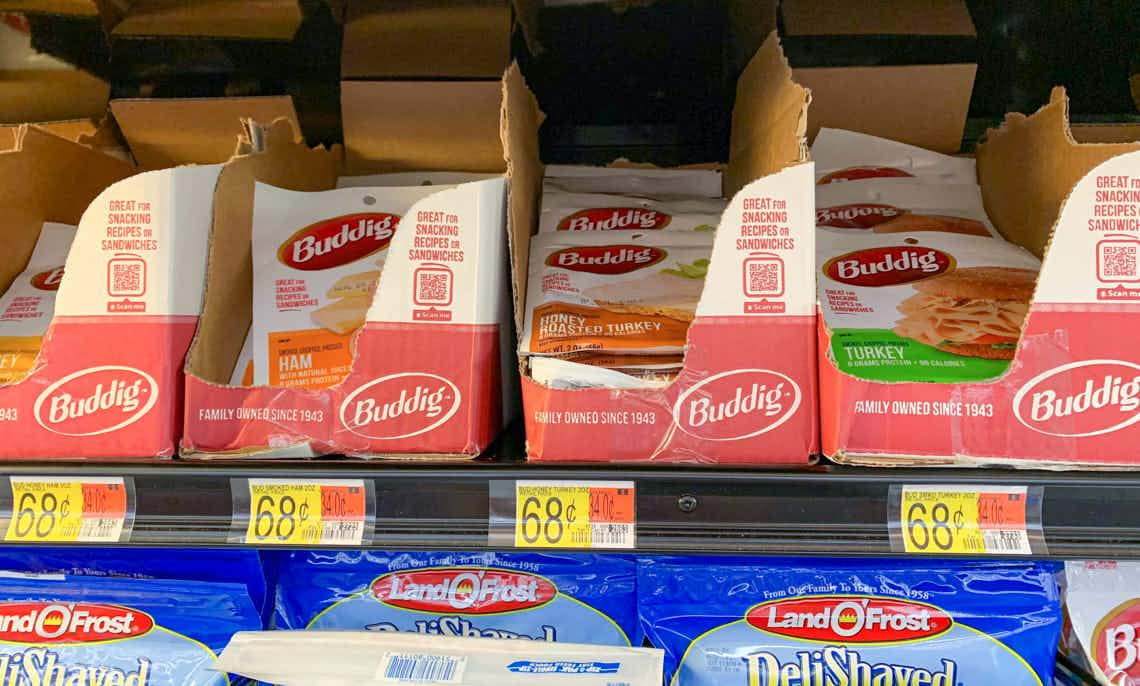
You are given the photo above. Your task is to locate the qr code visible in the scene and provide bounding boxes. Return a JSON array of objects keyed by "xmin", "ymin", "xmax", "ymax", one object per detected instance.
[
  {"xmin": 1100, "ymin": 244, "xmax": 1139, "ymax": 280},
  {"xmin": 109, "ymin": 261, "xmax": 144, "ymax": 296},
  {"xmin": 415, "ymin": 270, "xmax": 452, "ymax": 306},
  {"xmin": 746, "ymin": 261, "xmax": 782, "ymax": 296}
]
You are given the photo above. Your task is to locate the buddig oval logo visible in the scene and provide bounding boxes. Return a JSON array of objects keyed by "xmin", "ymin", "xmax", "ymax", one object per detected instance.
[
  {"xmin": 546, "ymin": 245, "xmax": 666, "ymax": 274},
  {"xmin": 816, "ymin": 203, "xmax": 906, "ymax": 229},
  {"xmin": 673, "ymin": 369, "xmax": 801, "ymax": 441},
  {"xmin": 371, "ymin": 568, "xmax": 558, "ymax": 614},
  {"xmin": 0, "ymin": 602, "xmax": 154, "ymax": 644},
  {"xmin": 746, "ymin": 596, "xmax": 953, "ymax": 644},
  {"xmin": 823, "ymin": 246, "xmax": 955, "ymax": 287},
  {"xmin": 1092, "ymin": 599, "xmax": 1140, "ymax": 682},
  {"xmin": 33, "ymin": 366, "xmax": 158, "ymax": 437},
  {"xmin": 278, "ymin": 212, "xmax": 399, "ymax": 271},
  {"xmin": 340, "ymin": 372, "xmax": 460, "ymax": 440},
  {"xmin": 31, "ymin": 266, "xmax": 65, "ymax": 291},
  {"xmin": 818, "ymin": 167, "xmax": 915, "ymax": 186},
  {"xmin": 1013, "ymin": 360, "xmax": 1140, "ymax": 437},
  {"xmin": 557, "ymin": 207, "xmax": 672, "ymax": 231}
]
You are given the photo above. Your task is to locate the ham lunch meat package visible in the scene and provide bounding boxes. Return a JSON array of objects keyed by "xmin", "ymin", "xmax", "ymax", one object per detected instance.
[{"xmin": 814, "ymin": 97, "xmax": 1140, "ymax": 468}]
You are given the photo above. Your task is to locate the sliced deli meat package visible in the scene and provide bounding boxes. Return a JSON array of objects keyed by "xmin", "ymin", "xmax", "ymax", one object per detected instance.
[
  {"xmin": 521, "ymin": 231, "xmax": 713, "ymax": 356},
  {"xmin": 251, "ymin": 183, "xmax": 440, "ymax": 388},
  {"xmin": 543, "ymin": 164, "xmax": 723, "ymax": 198},
  {"xmin": 818, "ymin": 227, "xmax": 1040, "ymax": 382},
  {"xmin": 540, "ymin": 192, "xmax": 725, "ymax": 232},
  {"xmin": 1064, "ymin": 561, "xmax": 1140, "ymax": 685},
  {"xmin": 812, "ymin": 128, "xmax": 978, "ymax": 186},
  {"xmin": 529, "ymin": 356, "xmax": 678, "ymax": 390},
  {"xmin": 337, "ymin": 171, "xmax": 495, "ymax": 188},
  {"xmin": 0, "ymin": 222, "xmax": 73, "ymax": 384},
  {"xmin": 816, "ymin": 181, "xmax": 1000, "ymax": 239}
]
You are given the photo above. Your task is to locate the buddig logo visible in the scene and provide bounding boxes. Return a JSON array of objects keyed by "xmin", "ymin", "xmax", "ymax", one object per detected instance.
[
  {"xmin": 34, "ymin": 366, "xmax": 158, "ymax": 437},
  {"xmin": 673, "ymin": 369, "xmax": 801, "ymax": 441},
  {"xmin": 556, "ymin": 207, "xmax": 672, "ymax": 231},
  {"xmin": 823, "ymin": 246, "xmax": 954, "ymax": 288},
  {"xmin": 0, "ymin": 602, "xmax": 153, "ymax": 644},
  {"xmin": 340, "ymin": 372, "xmax": 461, "ymax": 440},
  {"xmin": 1014, "ymin": 360, "xmax": 1140, "ymax": 437},
  {"xmin": 816, "ymin": 203, "xmax": 906, "ymax": 229},
  {"xmin": 742, "ymin": 597, "xmax": 957, "ymax": 686},
  {"xmin": 1093, "ymin": 599, "xmax": 1140, "ymax": 684},
  {"xmin": 818, "ymin": 167, "xmax": 915, "ymax": 186},
  {"xmin": 546, "ymin": 245, "xmax": 666, "ymax": 275},
  {"xmin": 279, "ymin": 212, "xmax": 398, "ymax": 271},
  {"xmin": 31, "ymin": 266, "xmax": 65, "ymax": 291}
]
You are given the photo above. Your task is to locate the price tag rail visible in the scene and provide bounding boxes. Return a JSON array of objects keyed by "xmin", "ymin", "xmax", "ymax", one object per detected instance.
[{"xmin": 0, "ymin": 463, "xmax": 1134, "ymax": 558}]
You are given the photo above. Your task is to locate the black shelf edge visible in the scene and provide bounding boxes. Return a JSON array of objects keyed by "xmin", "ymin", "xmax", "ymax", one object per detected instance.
[{"xmin": 0, "ymin": 462, "xmax": 1134, "ymax": 559}]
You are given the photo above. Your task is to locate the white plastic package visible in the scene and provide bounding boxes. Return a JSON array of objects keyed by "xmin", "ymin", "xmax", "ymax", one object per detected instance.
[
  {"xmin": 337, "ymin": 172, "xmax": 498, "ymax": 188},
  {"xmin": 540, "ymin": 192, "xmax": 725, "ymax": 233},
  {"xmin": 216, "ymin": 631, "xmax": 664, "ymax": 686},
  {"xmin": 543, "ymin": 164, "xmax": 723, "ymax": 198},
  {"xmin": 1064, "ymin": 561, "xmax": 1140, "ymax": 685},
  {"xmin": 812, "ymin": 128, "xmax": 978, "ymax": 185}
]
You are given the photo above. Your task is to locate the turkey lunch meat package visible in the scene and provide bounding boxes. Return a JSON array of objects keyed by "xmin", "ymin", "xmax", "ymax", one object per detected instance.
[
  {"xmin": 1064, "ymin": 560, "xmax": 1140, "ymax": 685},
  {"xmin": 218, "ymin": 631, "xmax": 664, "ymax": 686},
  {"xmin": 0, "ymin": 572, "xmax": 260, "ymax": 686},
  {"xmin": 639, "ymin": 557, "xmax": 1062, "ymax": 686},
  {"xmin": 811, "ymin": 128, "xmax": 977, "ymax": 186},
  {"xmin": 275, "ymin": 551, "xmax": 639, "ymax": 646}
]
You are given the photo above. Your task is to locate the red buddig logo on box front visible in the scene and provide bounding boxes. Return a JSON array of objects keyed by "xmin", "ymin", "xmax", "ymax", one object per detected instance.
[
  {"xmin": 1014, "ymin": 360, "xmax": 1140, "ymax": 437},
  {"xmin": 277, "ymin": 213, "xmax": 398, "ymax": 270},
  {"xmin": 339, "ymin": 372, "xmax": 461, "ymax": 440},
  {"xmin": 33, "ymin": 366, "xmax": 158, "ymax": 437},
  {"xmin": 545, "ymin": 245, "xmax": 666, "ymax": 275},
  {"xmin": 816, "ymin": 203, "xmax": 906, "ymax": 229},
  {"xmin": 371, "ymin": 568, "xmax": 557, "ymax": 614},
  {"xmin": 672, "ymin": 369, "xmax": 801, "ymax": 441},
  {"xmin": 823, "ymin": 246, "xmax": 955, "ymax": 287},
  {"xmin": 30, "ymin": 267, "xmax": 64, "ymax": 291},
  {"xmin": 1093, "ymin": 600, "xmax": 1140, "ymax": 683},
  {"xmin": 556, "ymin": 208, "xmax": 672, "ymax": 232},
  {"xmin": 0, "ymin": 602, "xmax": 153, "ymax": 644}
]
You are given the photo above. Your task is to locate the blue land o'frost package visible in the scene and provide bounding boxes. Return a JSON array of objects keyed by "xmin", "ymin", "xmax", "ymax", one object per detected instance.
[
  {"xmin": 0, "ymin": 572, "xmax": 261, "ymax": 685},
  {"xmin": 275, "ymin": 551, "xmax": 639, "ymax": 646},
  {"xmin": 638, "ymin": 557, "xmax": 1062, "ymax": 686}
]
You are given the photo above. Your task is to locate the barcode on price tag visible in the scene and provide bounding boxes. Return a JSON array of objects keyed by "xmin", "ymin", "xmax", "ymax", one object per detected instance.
[
  {"xmin": 3, "ymin": 477, "xmax": 133, "ymax": 543},
  {"xmin": 512, "ymin": 481, "xmax": 635, "ymax": 550},
  {"xmin": 891, "ymin": 485, "xmax": 1044, "ymax": 556},
  {"xmin": 232, "ymin": 478, "xmax": 373, "ymax": 546},
  {"xmin": 378, "ymin": 653, "xmax": 466, "ymax": 683}
]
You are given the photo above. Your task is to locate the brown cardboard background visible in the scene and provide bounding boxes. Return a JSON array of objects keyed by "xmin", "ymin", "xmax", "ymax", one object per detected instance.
[
  {"xmin": 111, "ymin": 0, "xmax": 302, "ymax": 39},
  {"xmin": 501, "ymin": 64, "xmax": 542, "ymax": 334},
  {"xmin": 1070, "ymin": 123, "xmax": 1140, "ymax": 145},
  {"xmin": 110, "ymin": 96, "xmax": 298, "ymax": 169},
  {"xmin": 781, "ymin": 0, "xmax": 975, "ymax": 36},
  {"xmin": 0, "ymin": 70, "xmax": 110, "ymax": 124}
]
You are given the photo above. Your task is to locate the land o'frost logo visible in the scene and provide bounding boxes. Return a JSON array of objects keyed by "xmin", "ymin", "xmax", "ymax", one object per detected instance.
[
  {"xmin": 278, "ymin": 213, "xmax": 398, "ymax": 271},
  {"xmin": 746, "ymin": 596, "xmax": 953, "ymax": 643},
  {"xmin": 1093, "ymin": 599, "xmax": 1140, "ymax": 683},
  {"xmin": 545, "ymin": 245, "xmax": 666, "ymax": 274},
  {"xmin": 340, "ymin": 372, "xmax": 460, "ymax": 440},
  {"xmin": 0, "ymin": 602, "xmax": 153, "ymax": 644},
  {"xmin": 672, "ymin": 369, "xmax": 801, "ymax": 440},
  {"xmin": 34, "ymin": 366, "xmax": 158, "ymax": 437},
  {"xmin": 557, "ymin": 208, "xmax": 672, "ymax": 231},
  {"xmin": 371, "ymin": 568, "xmax": 558, "ymax": 614},
  {"xmin": 1013, "ymin": 360, "xmax": 1140, "ymax": 437}
]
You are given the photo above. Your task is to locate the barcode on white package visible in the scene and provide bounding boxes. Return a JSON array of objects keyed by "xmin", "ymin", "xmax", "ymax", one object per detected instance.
[{"xmin": 379, "ymin": 653, "xmax": 466, "ymax": 684}]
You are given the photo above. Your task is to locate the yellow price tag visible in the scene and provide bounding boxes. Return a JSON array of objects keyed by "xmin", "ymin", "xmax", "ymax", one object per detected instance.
[
  {"xmin": 244, "ymin": 479, "xmax": 367, "ymax": 546},
  {"xmin": 899, "ymin": 486, "xmax": 1031, "ymax": 555},
  {"xmin": 5, "ymin": 477, "xmax": 129, "ymax": 543},
  {"xmin": 514, "ymin": 481, "xmax": 634, "ymax": 549}
]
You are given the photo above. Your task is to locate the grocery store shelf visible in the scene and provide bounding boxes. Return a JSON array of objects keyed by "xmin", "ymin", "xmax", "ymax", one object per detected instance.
[{"xmin": 0, "ymin": 461, "xmax": 1136, "ymax": 558}]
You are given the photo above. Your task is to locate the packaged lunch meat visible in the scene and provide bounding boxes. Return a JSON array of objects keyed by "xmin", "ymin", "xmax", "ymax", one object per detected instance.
[
  {"xmin": 529, "ymin": 356, "xmax": 679, "ymax": 390},
  {"xmin": 0, "ymin": 222, "xmax": 74, "ymax": 384},
  {"xmin": 543, "ymin": 165, "xmax": 723, "ymax": 199},
  {"xmin": 521, "ymin": 231, "xmax": 713, "ymax": 356},
  {"xmin": 540, "ymin": 192, "xmax": 725, "ymax": 233},
  {"xmin": 638, "ymin": 557, "xmax": 1062, "ymax": 686},
  {"xmin": 1064, "ymin": 561, "xmax": 1140, "ymax": 685},
  {"xmin": 251, "ymin": 183, "xmax": 440, "ymax": 388},
  {"xmin": 337, "ymin": 172, "xmax": 497, "ymax": 188},
  {"xmin": 812, "ymin": 128, "xmax": 978, "ymax": 186},
  {"xmin": 218, "ymin": 632, "xmax": 665, "ymax": 686},
  {"xmin": 274, "ymin": 551, "xmax": 639, "ymax": 647},
  {"xmin": 815, "ymin": 181, "xmax": 1000, "ymax": 239}
]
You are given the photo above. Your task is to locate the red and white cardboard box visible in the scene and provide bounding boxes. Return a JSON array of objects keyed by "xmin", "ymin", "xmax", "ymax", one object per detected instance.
[
  {"xmin": 822, "ymin": 88, "xmax": 1140, "ymax": 468},
  {"xmin": 0, "ymin": 124, "xmax": 213, "ymax": 459},
  {"xmin": 179, "ymin": 119, "xmax": 512, "ymax": 458},
  {"xmin": 517, "ymin": 36, "xmax": 819, "ymax": 464}
]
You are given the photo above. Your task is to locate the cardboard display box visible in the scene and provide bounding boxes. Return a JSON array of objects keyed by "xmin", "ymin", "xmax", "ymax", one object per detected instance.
[
  {"xmin": 822, "ymin": 88, "xmax": 1140, "ymax": 468},
  {"xmin": 779, "ymin": 0, "xmax": 977, "ymax": 154},
  {"xmin": 516, "ymin": 33, "xmax": 819, "ymax": 464}
]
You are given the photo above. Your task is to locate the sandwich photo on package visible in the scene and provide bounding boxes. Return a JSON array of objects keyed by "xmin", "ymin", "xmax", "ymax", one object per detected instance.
[
  {"xmin": 811, "ymin": 128, "xmax": 978, "ymax": 186},
  {"xmin": 817, "ymin": 228, "xmax": 1040, "ymax": 382},
  {"xmin": 540, "ymin": 192, "xmax": 725, "ymax": 233},
  {"xmin": 521, "ymin": 231, "xmax": 713, "ymax": 356},
  {"xmin": 251, "ymin": 183, "xmax": 440, "ymax": 388},
  {"xmin": 0, "ymin": 222, "xmax": 74, "ymax": 384},
  {"xmin": 218, "ymin": 632, "xmax": 664, "ymax": 686}
]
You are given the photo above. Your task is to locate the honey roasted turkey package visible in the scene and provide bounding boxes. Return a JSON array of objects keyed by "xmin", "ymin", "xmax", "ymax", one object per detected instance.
[{"xmin": 251, "ymin": 183, "xmax": 443, "ymax": 388}]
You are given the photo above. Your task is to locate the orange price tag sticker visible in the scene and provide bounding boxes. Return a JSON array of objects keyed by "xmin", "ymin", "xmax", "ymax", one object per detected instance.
[
  {"xmin": 5, "ymin": 477, "xmax": 131, "ymax": 543},
  {"xmin": 244, "ymin": 479, "xmax": 370, "ymax": 546},
  {"xmin": 898, "ymin": 485, "xmax": 1034, "ymax": 555},
  {"xmin": 514, "ymin": 481, "xmax": 635, "ymax": 549}
]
